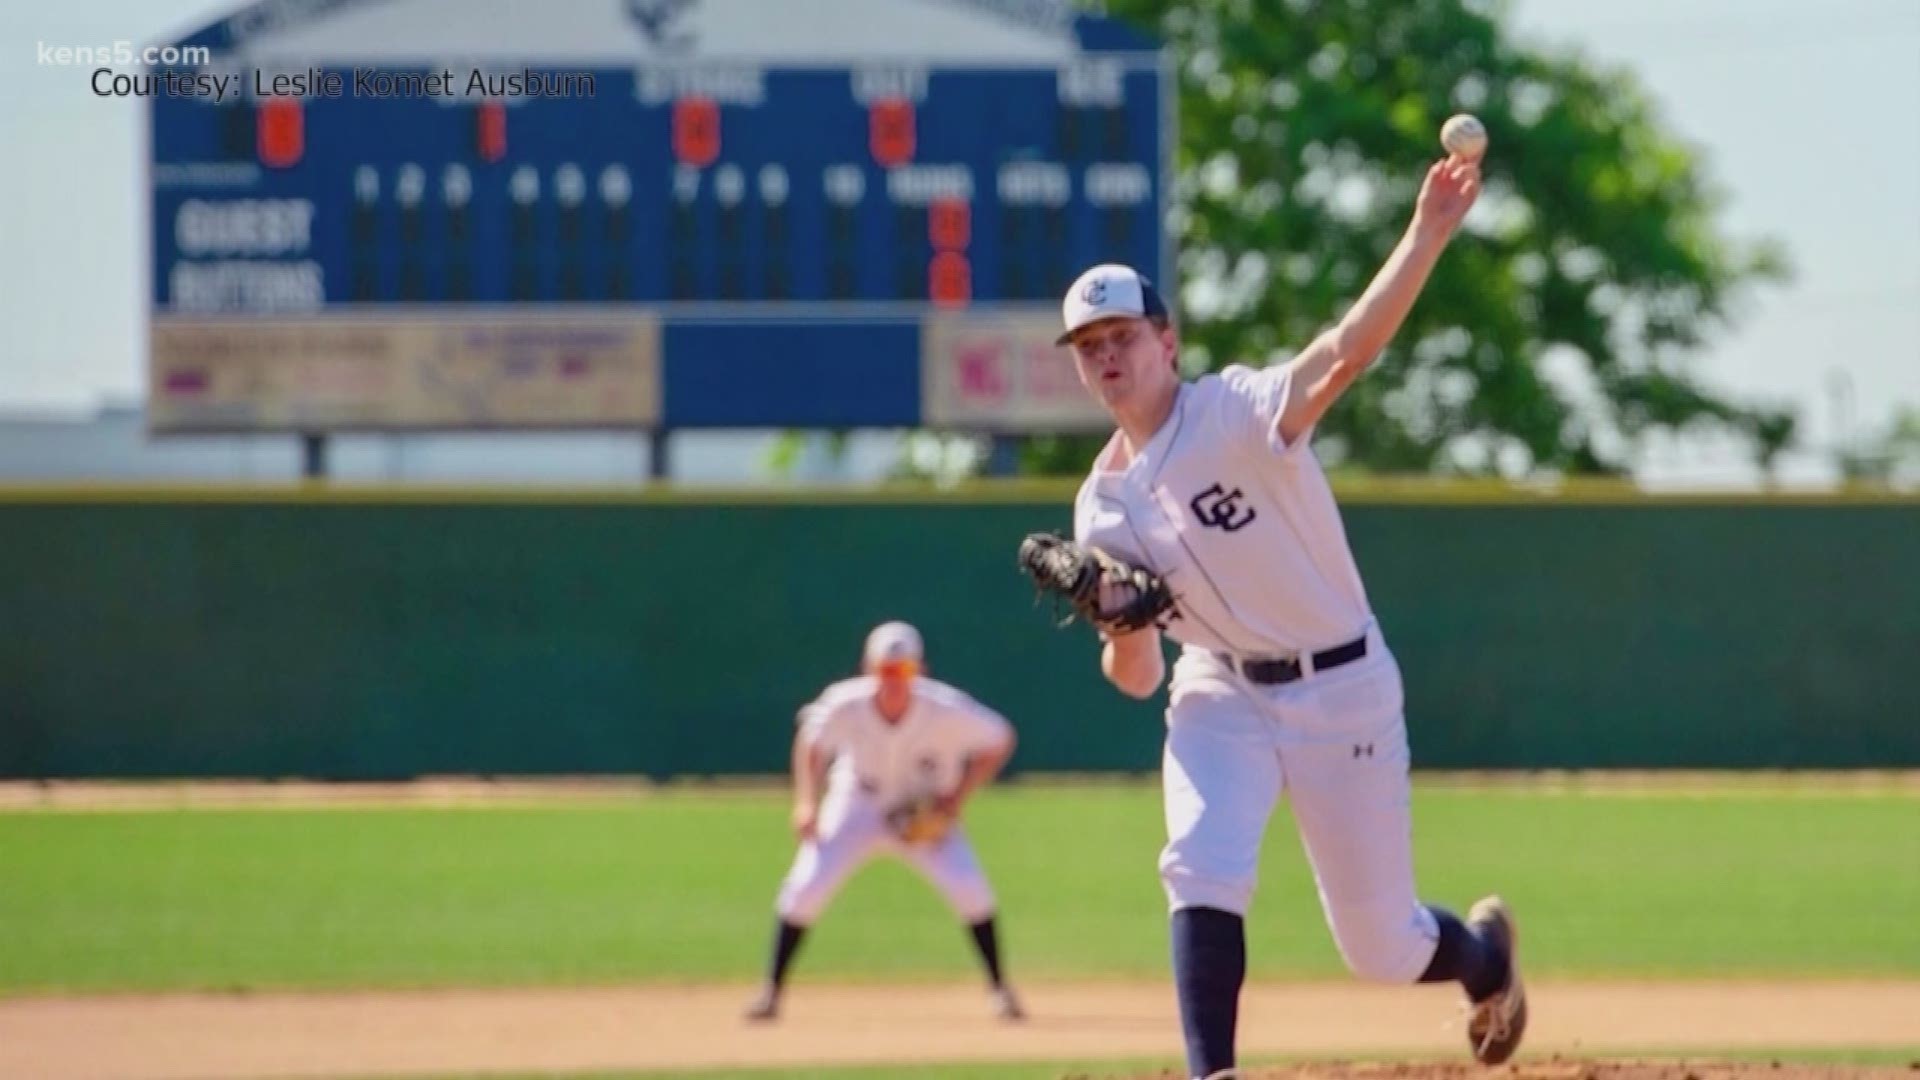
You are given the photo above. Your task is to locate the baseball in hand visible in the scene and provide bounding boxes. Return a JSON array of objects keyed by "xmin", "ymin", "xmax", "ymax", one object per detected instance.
[{"xmin": 1440, "ymin": 114, "xmax": 1488, "ymax": 161}]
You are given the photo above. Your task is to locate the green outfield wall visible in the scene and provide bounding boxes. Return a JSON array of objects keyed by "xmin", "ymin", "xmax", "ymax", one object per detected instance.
[{"xmin": 2, "ymin": 485, "xmax": 1914, "ymax": 778}]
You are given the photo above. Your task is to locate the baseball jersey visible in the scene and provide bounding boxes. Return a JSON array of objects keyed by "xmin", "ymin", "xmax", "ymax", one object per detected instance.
[
  {"xmin": 798, "ymin": 675, "xmax": 1014, "ymax": 804},
  {"xmin": 1072, "ymin": 363, "xmax": 1373, "ymax": 657}
]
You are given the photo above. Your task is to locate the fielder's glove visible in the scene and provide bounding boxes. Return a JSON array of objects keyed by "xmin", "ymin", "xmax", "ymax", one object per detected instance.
[
  {"xmin": 885, "ymin": 794, "xmax": 956, "ymax": 846},
  {"xmin": 1018, "ymin": 532, "xmax": 1176, "ymax": 636}
]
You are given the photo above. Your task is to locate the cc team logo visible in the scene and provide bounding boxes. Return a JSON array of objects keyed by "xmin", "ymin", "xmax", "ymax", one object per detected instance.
[
  {"xmin": 1081, "ymin": 277, "xmax": 1108, "ymax": 305},
  {"xmin": 1189, "ymin": 483, "xmax": 1257, "ymax": 532}
]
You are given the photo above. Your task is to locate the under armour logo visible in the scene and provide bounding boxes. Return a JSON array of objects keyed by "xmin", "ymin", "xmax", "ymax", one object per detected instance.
[
  {"xmin": 1353, "ymin": 744, "xmax": 1374, "ymax": 759},
  {"xmin": 626, "ymin": 0, "xmax": 697, "ymax": 49},
  {"xmin": 1189, "ymin": 484, "xmax": 1257, "ymax": 532},
  {"xmin": 1081, "ymin": 277, "xmax": 1108, "ymax": 304}
]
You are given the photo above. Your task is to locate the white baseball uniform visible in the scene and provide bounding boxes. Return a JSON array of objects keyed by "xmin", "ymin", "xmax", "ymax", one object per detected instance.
[
  {"xmin": 1074, "ymin": 363, "xmax": 1441, "ymax": 983},
  {"xmin": 774, "ymin": 674, "xmax": 1014, "ymax": 926}
]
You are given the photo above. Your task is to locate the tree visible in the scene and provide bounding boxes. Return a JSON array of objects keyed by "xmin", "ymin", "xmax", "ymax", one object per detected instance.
[
  {"xmin": 1838, "ymin": 407, "xmax": 1920, "ymax": 486},
  {"xmin": 1026, "ymin": 0, "xmax": 1794, "ymax": 476}
]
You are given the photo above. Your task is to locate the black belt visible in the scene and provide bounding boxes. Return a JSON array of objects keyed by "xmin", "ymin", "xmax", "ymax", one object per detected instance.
[{"xmin": 1217, "ymin": 634, "xmax": 1368, "ymax": 686}]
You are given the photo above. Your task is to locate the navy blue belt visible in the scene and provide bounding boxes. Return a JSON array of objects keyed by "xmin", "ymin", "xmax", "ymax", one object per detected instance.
[{"xmin": 1216, "ymin": 634, "xmax": 1368, "ymax": 686}]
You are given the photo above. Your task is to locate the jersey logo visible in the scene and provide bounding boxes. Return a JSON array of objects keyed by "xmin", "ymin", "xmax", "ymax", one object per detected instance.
[{"xmin": 1189, "ymin": 484, "xmax": 1257, "ymax": 532}]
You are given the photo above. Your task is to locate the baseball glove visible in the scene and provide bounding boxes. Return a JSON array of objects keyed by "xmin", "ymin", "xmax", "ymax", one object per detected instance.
[
  {"xmin": 885, "ymin": 794, "xmax": 955, "ymax": 846},
  {"xmin": 1018, "ymin": 532, "xmax": 1176, "ymax": 635}
]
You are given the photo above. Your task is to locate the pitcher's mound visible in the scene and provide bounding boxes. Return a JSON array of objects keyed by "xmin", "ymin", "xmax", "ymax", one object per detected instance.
[{"xmin": 1096, "ymin": 1061, "xmax": 1918, "ymax": 1080}]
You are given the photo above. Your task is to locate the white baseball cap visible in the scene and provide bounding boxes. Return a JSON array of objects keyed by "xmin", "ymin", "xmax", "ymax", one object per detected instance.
[
  {"xmin": 1058, "ymin": 263, "xmax": 1171, "ymax": 345},
  {"xmin": 863, "ymin": 621, "xmax": 924, "ymax": 669}
]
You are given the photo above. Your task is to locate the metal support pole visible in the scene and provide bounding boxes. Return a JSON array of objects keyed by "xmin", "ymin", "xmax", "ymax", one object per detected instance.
[
  {"xmin": 648, "ymin": 428, "xmax": 671, "ymax": 481},
  {"xmin": 301, "ymin": 433, "xmax": 328, "ymax": 479}
]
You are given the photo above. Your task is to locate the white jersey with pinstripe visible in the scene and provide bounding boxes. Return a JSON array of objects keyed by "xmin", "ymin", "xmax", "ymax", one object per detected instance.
[
  {"xmin": 1072, "ymin": 363, "xmax": 1375, "ymax": 657},
  {"xmin": 774, "ymin": 675, "xmax": 1014, "ymax": 928},
  {"xmin": 1071, "ymin": 361, "xmax": 1439, "ymax": 988}
]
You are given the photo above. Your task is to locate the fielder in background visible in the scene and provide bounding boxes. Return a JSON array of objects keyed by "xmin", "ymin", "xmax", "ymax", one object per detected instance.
[
  {"xmin": 745, "ymin": 621, "xmax": 1024, "ymax": 1023},
  {"xmin": 1034, "ymin": 139, "xmax": 1526, "ymax": 1080}
]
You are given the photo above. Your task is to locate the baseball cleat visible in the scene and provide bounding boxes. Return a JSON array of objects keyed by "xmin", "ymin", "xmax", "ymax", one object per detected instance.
[
  {"xmin": 742, "ymin": 986, "xmax": 780, "ymax": 1022},
  {"xmin": 990, "ymin": 984, "xmax": 1026, "ymax": 1021},
  {"xmin": 1464, "ymin": 894, "xmax": 1527, "ymax": 1064}
]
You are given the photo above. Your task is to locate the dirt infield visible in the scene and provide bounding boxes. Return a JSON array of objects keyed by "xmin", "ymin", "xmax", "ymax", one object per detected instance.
[
  {"xmin": 1105, "ymin": 1065, "xmax": 1917, "ymax": 1080},
  {"xmin": 2, "ymin": 980, "xmax": 1915, "ymax": 1080}
]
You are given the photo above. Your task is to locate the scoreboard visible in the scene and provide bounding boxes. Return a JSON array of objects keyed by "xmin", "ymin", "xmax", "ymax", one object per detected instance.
[
  {"xmin": 154, "ymin": 64, "xmax": 1164, "ymax": 309},
  {"xmin": 148, "ymin": 0, "xmax": 1169, "ymax": 434}
]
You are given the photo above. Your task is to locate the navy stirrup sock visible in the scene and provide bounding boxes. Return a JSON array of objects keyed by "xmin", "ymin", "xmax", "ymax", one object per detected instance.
[
  {"xmin": 1417, "ymin": 904, "xmax": 1505, "ymax": 1001},
  {"xmin": 968, "ymin": 916, "xmax": 1006, "ymax": 987},
  {"xmin": 767, "ymin": 919, "xmax": 807, "ymax": 990},
  {"xmin": 1170, "ymin": 906, "xmax": 1245, "ymax": 1077}
]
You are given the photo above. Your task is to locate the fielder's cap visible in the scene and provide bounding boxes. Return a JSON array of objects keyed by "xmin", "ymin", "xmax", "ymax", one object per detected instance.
[
  {"xmin": 863, "ymin": 621, "xmax": 924, "ymax": 669},
  {"xmin": 1058, "ymin": 263, "xmax": 1170, "ymax": 345}
]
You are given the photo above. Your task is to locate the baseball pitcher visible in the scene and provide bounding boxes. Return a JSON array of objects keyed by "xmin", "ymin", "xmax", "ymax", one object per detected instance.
[{"xmin": 1019, "ymin": 151, "xmax": 1526, "ymax": 1080}]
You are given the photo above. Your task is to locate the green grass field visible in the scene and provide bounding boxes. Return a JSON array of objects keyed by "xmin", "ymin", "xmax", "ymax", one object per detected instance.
[{"xmin": 2, "ymin": 781, "xmax": 1916, "ymax": 994}]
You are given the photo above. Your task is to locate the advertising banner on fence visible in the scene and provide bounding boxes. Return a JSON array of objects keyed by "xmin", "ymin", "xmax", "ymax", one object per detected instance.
[
  {"xmin": 920, "ymin": 312, "xmax": 1109, "ymax": 432},
  {"xmin": 148, "ymin": 314, "xmax": 662, "ymax": 432}
]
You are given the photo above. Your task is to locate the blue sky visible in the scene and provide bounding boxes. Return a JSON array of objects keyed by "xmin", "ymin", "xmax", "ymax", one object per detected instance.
[{"xmin": 1, "ymin": 0, "xmax": 1915, "ymax": 482}]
